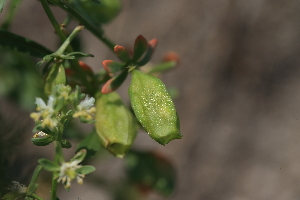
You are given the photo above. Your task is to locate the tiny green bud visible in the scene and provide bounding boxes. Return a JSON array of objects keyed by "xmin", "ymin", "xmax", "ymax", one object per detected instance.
[{"xmin": 128, "ymin": 70, "xmax": 182, "ymax": 145}]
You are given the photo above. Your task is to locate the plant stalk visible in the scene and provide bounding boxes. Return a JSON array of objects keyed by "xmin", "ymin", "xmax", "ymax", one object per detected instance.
[
  {"xmin": 50, "ymin": 125, "xmax": 63, "ymax": 200},
  {"xmin": 31, "ymin": 193, "xmax": 44, "ymax": 200},
  {"xmin": 40, "ymin": 0, "xmax": 94, "ymax": 94},
  {"xmin": 48, "ymin": 0, "xmax": 116, "ymax": 51}
]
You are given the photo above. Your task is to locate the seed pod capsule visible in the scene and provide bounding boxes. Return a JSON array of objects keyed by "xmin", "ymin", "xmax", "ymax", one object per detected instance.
[
  {"xmin": 95, "ymin": 92, "xmax": 137, "ymax": 158},
  {"xmin": 128, "ymin": 70, "xmax": 182, "ymax": 145}
]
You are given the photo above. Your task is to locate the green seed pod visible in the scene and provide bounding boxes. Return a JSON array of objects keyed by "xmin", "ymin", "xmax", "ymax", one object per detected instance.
[
  {"xmin": 31, "ymin": 136, "xmax": 54, "ymax": 146},
  {"xmin": 128, "ymin": 70, "xmax": 182, "ymax": 145},
  {"xmin": 44, "ymin": 63, "xmax": 66, "ymax": 96},
  {"xmin": 95, "ymin": 92, "xmax": 137, "ymax": 158}
]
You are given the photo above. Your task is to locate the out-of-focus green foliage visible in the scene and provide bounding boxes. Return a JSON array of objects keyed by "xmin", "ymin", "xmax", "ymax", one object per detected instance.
[{"xmin": 0, "ymin": 48, "xmax": 44, "ymax": 109}]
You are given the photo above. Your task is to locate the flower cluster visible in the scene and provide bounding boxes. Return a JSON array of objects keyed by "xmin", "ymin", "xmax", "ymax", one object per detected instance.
[{"xmin": 30, "ymin": 84, "xmax": 96, "ymax": 129}]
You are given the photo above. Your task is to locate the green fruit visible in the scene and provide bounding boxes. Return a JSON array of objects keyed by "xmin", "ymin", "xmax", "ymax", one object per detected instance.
[
  {"xmin": 70, "ymin": 0, "xmax": 122, "ymax": 24},
  {"xmin": 95, "ymin": 92, "xmax": 137, "ymax": 158},
  {"xmin": 44, "ymin": 63, "xmax": 66, "ymax": 96},
  {"xmin": 129, "ymin": 70, "xmax": 182, "ymax": 145}
]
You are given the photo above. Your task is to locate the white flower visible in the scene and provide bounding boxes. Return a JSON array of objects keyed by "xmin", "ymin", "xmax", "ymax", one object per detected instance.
[
  {"xmin": 36, "ymin": 96, "xmax": 55, "ymax": 113},
  {"xmin": 57, "ymin": 160, "xmax": 85, "ymax": 188},
  {"xmin": 30, "ymin": 96, "xmax": 58, "ymax": 128},
  {"xmin": 77, "ymin": 96, "xmax": 95, "ymax": 110},
  {"xmin": 73, "ymin": 96, "xmax": 96, "ymax": 121}
]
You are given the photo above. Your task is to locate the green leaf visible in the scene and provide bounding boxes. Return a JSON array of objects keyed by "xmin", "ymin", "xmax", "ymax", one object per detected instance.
[
  {"xmin": 136, "ymin": 39, "xmax": 157, "ymax": 66},
  {"xmin": 70, "ymin": 149, "xmax": 86, "ymax": 163},
  {"xmin": 26, "ymin": 183, "xmax": 38, "ymax": 196},
  {"xmin": 101, "ymin": 70, "xmax": 128, "ymax": 94},
  {"xmin": 63, "ymin": 52, "xmax": 94, "ymax": 59},
  {"xmin": 129, "ymin": 70, "xmax": 182, "ymax": 145},
  {"xmin": 38, "ymin": 158, "xmax": 60, "ymax": 172},
  {"xmin": 132, "ymin": 35, "xmax": 148, "ymax": 62},
  {"xmin": 113, "ymin": 45, "xmax": 131, "ymax": 62},
  {"xmin": 76, "ymin": 130, "xmax": 102, "ymax": 159},
  {"xmin": 95, "ymin": 92, "xmax": 137, "ymax": 158},
  {"xmin": 76, "ymin": 165, "xmax": 96, "ymax": 175},
  {"xmin": 28, "ymin": 165, "xmax": 42, "ymax": 187},
  {"xmin": 147, "ymin": 61, "xmax": 177, "ymax": 74},
  {"xmin": 0, "ymin": 30, "xmax": 52, "ymax": 58},
  {"xmin": 102, "ymin": 60, "xmax": 126, "ymax": 76},
  {"xmin": 125, "ymin": 150, "xmax": 176, "ymax": 196},
  {"xmin": 31, "ymin": 136, "xmax": 54, "ymax": 146}
]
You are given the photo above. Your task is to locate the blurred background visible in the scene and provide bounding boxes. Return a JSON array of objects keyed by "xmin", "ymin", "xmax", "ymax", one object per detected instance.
[{"xmin": 2, "ymin": 0, "xmax": 300, "ymax": 199}]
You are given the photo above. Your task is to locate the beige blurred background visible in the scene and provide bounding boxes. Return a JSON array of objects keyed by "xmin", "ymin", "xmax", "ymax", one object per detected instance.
[{"xmin": 2, "ymin": 0, "xmax": 300, "ymax": 199}]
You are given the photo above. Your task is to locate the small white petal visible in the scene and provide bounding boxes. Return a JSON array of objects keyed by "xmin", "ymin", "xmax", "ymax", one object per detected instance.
[
  {"xmin": 79, "ymin": 96, "xmax": 95, "ymax": 110},
  {"xmin": 35, "ymin": 98, "xmax": 47, "ymax": 109}
]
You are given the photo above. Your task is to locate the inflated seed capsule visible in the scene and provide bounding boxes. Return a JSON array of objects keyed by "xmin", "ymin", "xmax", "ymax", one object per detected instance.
[
  {"xmin": 44, "ymin": 63, "xmax": 66, "ymax": 96},
  {"xmin": 95, "ymin": 92, "xmax": 137, "ymax": 158},
  {"xmin": 128, "ymin": 69, "xmax": 182, "ymax": 145}
]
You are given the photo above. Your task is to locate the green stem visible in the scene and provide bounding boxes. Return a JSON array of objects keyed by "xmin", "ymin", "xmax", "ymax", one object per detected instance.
[
  {"xmin": 51, "ymin": 127, "xmax": 63, "ymax": 200},
  {"xmin": 40, "ymin": 0, "xmax": 94, "ymax": 93},
  {"xmin": 56, "ymin": 25, "xmax": 84, "ymax": 55},
  {"xmin": 48, "ymin": 0, "xmax": 116, "ymax": 51},
  {"xmin": 31, "ymin": 193, "xmax": 44, "ymax": 200},
  {"xmin": 40, "ymin": 0, "xmax": 68, "ymax": 45}
]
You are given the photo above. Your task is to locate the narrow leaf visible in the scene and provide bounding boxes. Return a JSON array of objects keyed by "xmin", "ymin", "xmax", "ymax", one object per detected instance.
[
  {"xmin": 27, "ymin": 183, "xmax": 38, "ymax": 196},
  {"xmin": 76, "ymin": 165, "xmax": 96, "ymax": 175},
  {"xmin": 0, "ymin": 30, "xmax": 52, "ymax": 58},
  {"xmin": 102, "ymin": 60, "xmax": 126, "ymax": 76},
  {"xmin": 63, "ymin": 52, "xmax": 94, "ymax": 59},
  {"xmin": 38, "ymin": 158, "xmax": 60, "ymax": 172},
  {"xmin": 132, "ymin": 35, "xmax": 148, "ymax": 62},
  {"xmin": 29, "ymin": 165, "xmax": 43, "ymax": 187},
  {"xmin": 137, "ymin": 38, "xmax": 158, "ymax": 66},
  {"xmin": 148, "ymin": 61, "xmax": 177, "ymax": 74},
  {"xmin": 71, "ymin": 149, "xmax": 87, "ymax": 163},
  {"xmin": 101, "ymin": 70, "xmax": 128, "ymax": 94},
  {"xmin": 114, "ymin": 45, "xmax": 131, "ymax": 62}
]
